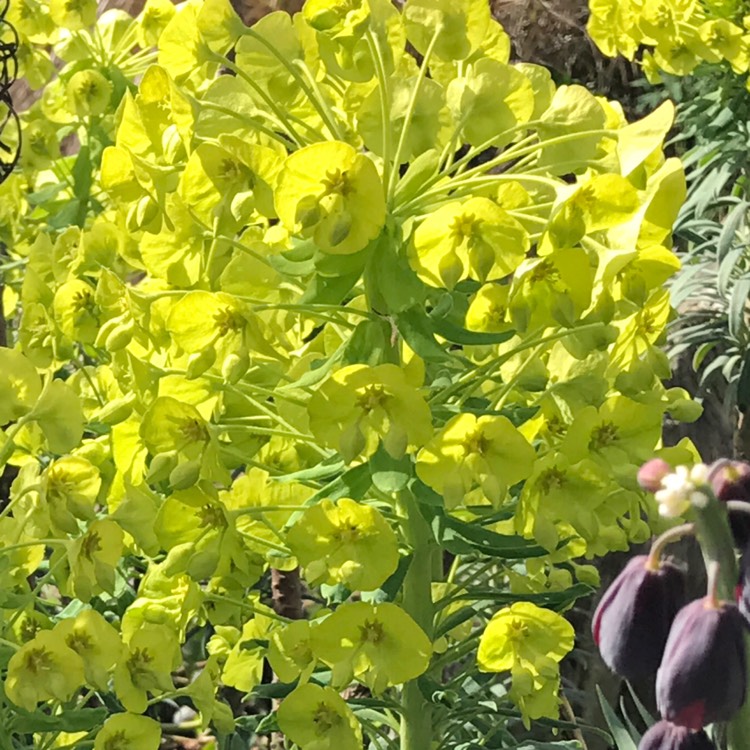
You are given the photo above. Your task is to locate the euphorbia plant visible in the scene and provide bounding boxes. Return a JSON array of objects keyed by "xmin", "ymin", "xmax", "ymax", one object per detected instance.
[{"xmin": 0, "ymin": 0, "xmax": 699, "ymax": 747}]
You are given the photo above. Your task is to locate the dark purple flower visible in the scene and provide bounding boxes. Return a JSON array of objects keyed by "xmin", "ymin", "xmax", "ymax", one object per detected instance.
[
  {"xmin": 656, "ymin": 597, "xmax": 746, "ymax": 729},
  {"xmin": 737, "ymin": 543, "xmax": 750, "ymax": 625},
  {"xmin": 708, "ymin": 460, "xmax": 750, "ymax": 546},
  {"xmin": 592, "ymin": 555, "xmax": 685, "ymax": 680},
  {"xmin": 709, "ymin": 459, "xmax": 750, "ymax": 502},
  {"xmin": 639, "ymin": 721, "xmax": 715, "ymax": 750}
]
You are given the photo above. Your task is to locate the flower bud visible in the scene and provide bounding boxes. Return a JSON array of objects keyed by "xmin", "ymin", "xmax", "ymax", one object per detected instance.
[
  {"xmin": 592, "ymin": 555, "xmax": 685, "ymax": 681},
  {"xmin": 169, "ymin": 460, "xmax": 201, "ymax": 490},
  {"xmin": 656, "ymin": 597, "xmax": 747, "ymax": 729},
  {"xmin": 186, "ymin": 347, "xmax": 217, "ymax": 380},
  {"xmin": 638, "ymin": 458, "xmax": 672, "ymax": 493},
  {"xmin": 145, "ymin": 450, "xmax": 178, "ymax": 484},
  {"xmin": 221, "ymin": 350, "xmax": 250, "ymax": 385},
  {"xmin": 639, "ymin": 721, "xmax": 715, "ymax": 750}
]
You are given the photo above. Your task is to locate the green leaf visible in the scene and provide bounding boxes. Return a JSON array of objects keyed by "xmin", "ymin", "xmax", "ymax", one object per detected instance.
[
  {"xmin": 72, "ymin": 145, "xmax": 92, "ymax": 202},
  {"xmin": 394, "ymin": 150, "xmax": 440, "ymax": 205},
  {"xmin": 27, "ymin": 182, "xmax": 66, "ymax": 206},
  {"xmin": 596, "ymin": 686, "xmax": 638, "ymax": 750},
  {"xmin": 396, "ymin": 306, "xmax": 453, "ymax": 362},
  {"xmin": 369, "ymin": 444, "xmax": 414, "ymax": 492},
  {"xmin": 365, "ymin": 231, "xmax": 427, "ymax": 314},
  {"xmin": 737, "ymin": 349, "xmax": 750, "ymax": 413},
  {"xmin": 250, "ymin": 681, "xmax": 298, "ymax": 699},
  {"xmin": 728, "ymin": 277, "xmax": 750, "ymax": 340},
  {"xmin": 300, "ymin": 268, "xmax": 363, "ymax": 305},
  {"xmin": 30, "ymin": 379, "xmax": 85, "ymax": 454},
  {"xmin": 453, "ymin": 583, "xmax": 593, "ymax": 611},
  {"xmin": 434, "ymin": 605, "xmax": 476, "ymax": 638},
  {"xmin": 343, "ymin": 319, "xmax": 399, "ymax": 366},
  {"xmin": 717, "ymin": 200, "xmax": 747, "ymax": 263},
  {"xmin": 12, "ymin": 707, "xmax": 108, "ymax": 733},
  {"xmin": 430, "ymin": 315, "xmax": 515, "ymax": 346},
  {"xmin": 305, "ymin": 464, "xmax": 373, "ymax": 506},
  {"xmin": 426, "ymin": 508, "xmax": 548, "ymax": 559},
  {"xmin": 277, "ymin": 456, "xmax": 347, "ymax": 483}
]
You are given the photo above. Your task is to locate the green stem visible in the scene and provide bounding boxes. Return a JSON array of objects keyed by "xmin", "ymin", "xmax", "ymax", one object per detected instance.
[
  {"xmin": 398, "ymin": 490, "xmax": 435, "ymax": 750},
  {"xmin": 430, "ymin": 322, "xmax": 607, "ymax": 405},
  {"xmin": 692, "ymin": 494, "xmax": 737, "ymax": 600},
  {"xmin": 216, "ymin": 422, "xmax": 321, "ymax": 444},
  {"xmin": 396, "ymin": 173, "xmax": 561, "ymax": 216},
  {"xmin": 365, "ymin": 29, "xmax": 393, "ymax": 195},
  {"xmin": 387, "ymin": 27, "xmax": 442, "ymax": 203},
  {"xmin": 210, "ymin": 53, "xmax": 313, "ymax": 146},
  {"xmin": 200, "ymin": 101, "xmax": 296, "ymax": 147},
  {"xmin": 455, "ymin": 127, "xmax": 615, "ymax": 182},
  {"xmin": 0, "ymin": 539, "xmax": 67, "ymax": 554},
  {"xmin": 691, "ymin": 493, "xmax": 748, "ymax": 750},
  {"xmin": 646, "ymin": 522, "xmax": 694, "ymax": 570},
  {"xmin": 204, "ymin": 593, "xmax": 291, "ymax": 623},
  {"xmin": 0, "ymin": 416, "xmax": 29, "ymax": 471},
  {"xmin": 239, "ymin": 25, "xmax": 343, "ymax": 141}
]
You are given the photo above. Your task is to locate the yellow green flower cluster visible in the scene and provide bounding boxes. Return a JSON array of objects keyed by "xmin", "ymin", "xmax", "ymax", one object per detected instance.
[
  {"xmin": 588, "ymin": 0, "xmax": 750, "ymax": 82},
  {"xmin": 0, "ymin": 0, "xmax": 701, "ymax": 745}
]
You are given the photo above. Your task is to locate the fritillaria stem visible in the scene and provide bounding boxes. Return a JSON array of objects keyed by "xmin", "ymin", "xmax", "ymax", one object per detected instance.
[{"xmin": 646, "ymin": 523, "xmax": 695, "ymax": 571}]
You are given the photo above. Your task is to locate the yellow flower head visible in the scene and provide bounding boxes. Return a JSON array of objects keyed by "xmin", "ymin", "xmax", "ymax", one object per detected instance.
[{"xmin": 308, "ymin": 363, "xmax": 433, "ymax": 461}]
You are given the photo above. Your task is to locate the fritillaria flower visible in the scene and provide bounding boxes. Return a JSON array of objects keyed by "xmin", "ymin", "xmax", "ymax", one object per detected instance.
[
  {"xmin": 656, "ymin": 597, "xmax": 746, "ymax": 729},
  {"xmin": 593, "ymin": 555, "xmax": 685, "ymax": 680}
]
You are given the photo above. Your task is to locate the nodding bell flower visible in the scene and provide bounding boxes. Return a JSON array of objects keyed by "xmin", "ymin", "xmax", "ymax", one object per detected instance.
[
  {"xmin": 737, "ymin": 543, "xmax": 750, "ymax": 624},
  {"xmin": 592, "ymin": 555, "xmax": 685, "ymax": 681},
  {"xmin": 638, "ymin": 721, "xmax": 715, "ymax": 750},
  {"xmin": 708, "ymin": 459, "xmax": 750, "ymax": 502},
  {"xmin": 708, "ymin": 460, "xmax": 750, "ymax": 547},
  {"xmin": 656, "ymin": 597, "xmax": 747, "ymax": 729}
]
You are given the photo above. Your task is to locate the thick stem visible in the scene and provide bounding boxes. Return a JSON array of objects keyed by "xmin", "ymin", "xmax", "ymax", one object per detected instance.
[
  {"xmin": 691, "ymin": 491, "xmax": 749, "ymax": 750},
  {"xmin": 692, "ymin": 494, "xmax": 737, "ymax": 601},
  {"xmin": 270, "ymin": 567, "xmax": 304, "ymax": 750},
  {"xmin": 398, "ymin": 491, "xmax": 435, "ymax": 750},
  {"xmin": 271, "ymin": 567, "xmax": 304, "ymax": 621}
]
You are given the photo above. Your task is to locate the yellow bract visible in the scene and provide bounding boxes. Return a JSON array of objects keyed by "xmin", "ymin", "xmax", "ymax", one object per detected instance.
[
  {"xmin": 275, "ymin": 141, "xmax": 386, "ymax": 254},
  {"xmin": 410, "ymin": 197, "xmax": 529, "ymax": 288},
  {"xmin": 308, "ymin": 363, "xmax": 433, "ymax": 461}
]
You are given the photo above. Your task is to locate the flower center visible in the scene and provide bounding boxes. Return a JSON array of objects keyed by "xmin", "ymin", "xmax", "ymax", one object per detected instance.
[
  {"xmin": 213, "ymin": 306, "xmax": 245, "ymax": 336},
  {"xmin": 449, "ymin": 212, "xmax": 479, "ymax": 243},
  {"xmin": 66, "ymin": 629, "xmax": 94, "ymax": 653},
  {"xmin": 464, "ymin": 429, "xmax": 490, "ymax": 456},
  {"xmin": 590, "ymin": 421, "xmax": 619, "ymax": 450},
  {"xmin": 313, "ymin": 702, "xmax": 342, "ymax": 734},
  {"xmin": 80, "ymin": 530, "xmax": 102, "ymax": 560},
  {"xmin": 104, "ymin": 730, "xmax": 128, "ymax": 750},
  {"xmin": 359, "ymin": 619, "xmax": 385, "ymax": 645},
  {"xmin": 357, "ymin": 385, "xmax": 387, "ymax": 413},
  {"xmin": 538, "ymin": 467, "xmax": 566, "ymax": 492},
  {"xmin": 23, "ymin": 647, "xmax": 54, "ymax": 674},
  {"xmin": 322, "ymin": 168, "xmax": 353, "ymax": 197},
  {"xmin": 180, "ymin": 418, "xmax": 208, "ymax": 443}
]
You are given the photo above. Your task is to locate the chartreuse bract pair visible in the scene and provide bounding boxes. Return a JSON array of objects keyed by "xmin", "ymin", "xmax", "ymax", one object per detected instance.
[{"xmin": 0, "ymin": 0, "xmax": 698, "ymax": 747}]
